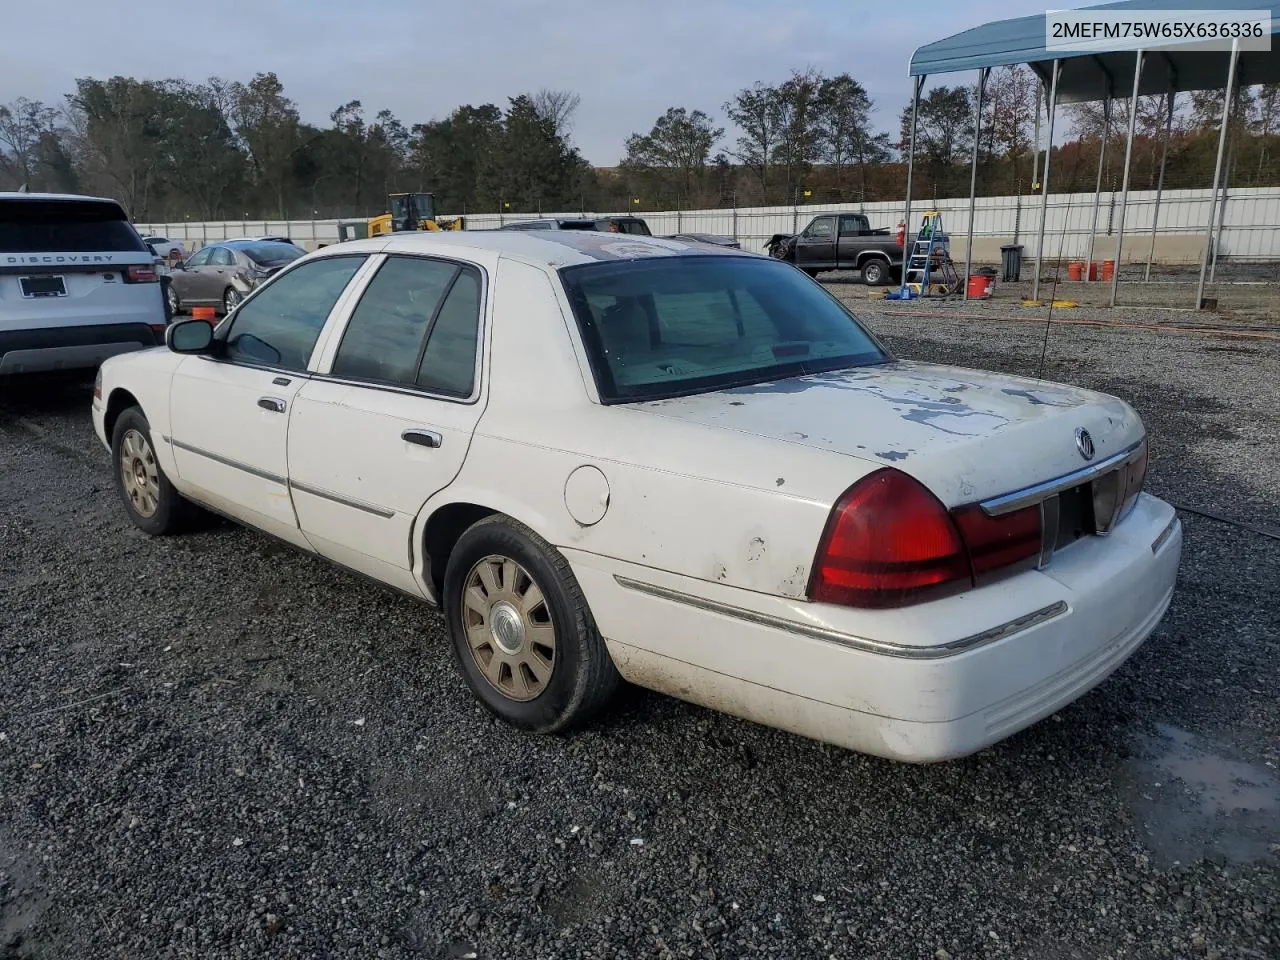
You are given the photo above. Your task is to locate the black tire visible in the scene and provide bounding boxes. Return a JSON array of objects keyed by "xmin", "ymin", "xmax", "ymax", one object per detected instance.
[
  {"xmin": 166, "ymin": 281, "xmax": 181, "ymax": 319},
  {"xmin": 223, "ymin": 287, "xmax": 242, "ymax": 315},
  {"xmin": 110, "ymin": 406, "xmax": 193, "ymax": 535},
  {"xmin": 443, "ymin": 515, "xmax": 620, "ymax": 733},
  {"xmin": 860, "ymin": 258, "xmax": 889, "ymax": 286}
]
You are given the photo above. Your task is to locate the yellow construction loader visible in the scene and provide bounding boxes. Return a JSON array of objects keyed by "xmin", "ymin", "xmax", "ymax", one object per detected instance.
[{"xmin": 366, "ymin": 192, "xmax": 464, "ymax": 236}]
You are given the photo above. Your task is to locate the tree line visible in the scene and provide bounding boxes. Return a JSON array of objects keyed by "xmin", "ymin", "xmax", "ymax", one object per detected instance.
[{"xmin": 3, "ymin": 68, "xmax": 1280, "ymax": 222}]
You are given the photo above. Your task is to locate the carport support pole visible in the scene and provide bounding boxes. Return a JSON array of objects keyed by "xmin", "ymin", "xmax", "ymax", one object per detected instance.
[
  {"xmin": 1211, "ymin": 107, "xmax": 1238, "ymax": 283},
  {"xmin": 1109, "ymin": 49, "xmax": 1146, "ymax": 308},
  {"xmin": 899, "ymin": 75, "xmax": 926, "ymax": 296},
  {"xmin": 1032, "ymin": 81, "xmax": 1042, "ymax": 192},
  {"xmin": 1197, "ymin": 38, "xmax": 1241, "ymax": 309},
  {"xmin": 1144, "ymin": 90, "xmax": 1175, "ymax": 282},
  {"xmin": 963, "ymin": 68, "xmax": 989, "ymax": 301},
  {"xmin": 1031, "ymin": 61, "xmax": 1061, "ymax": 303},
  {"xmin": 1085, "ymin": 94, "xmax": 1112, "ymax": 283}
]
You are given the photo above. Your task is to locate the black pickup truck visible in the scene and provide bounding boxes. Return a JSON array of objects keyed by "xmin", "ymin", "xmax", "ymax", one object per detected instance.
[{"xmin": 766, "ymin": 213, "xmax": 903, "ymax": 285}]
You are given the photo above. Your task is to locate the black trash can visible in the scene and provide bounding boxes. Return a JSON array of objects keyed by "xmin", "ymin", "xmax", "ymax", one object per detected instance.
[{"xmin": 1000, "ymin": 244, "xmax": 1023, "ymax": 282}]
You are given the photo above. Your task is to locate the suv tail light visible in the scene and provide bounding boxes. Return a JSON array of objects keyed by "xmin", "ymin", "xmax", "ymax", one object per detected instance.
[
  {"xmin": 125, "ymin": 264, "xmax": 158, "ymax": 283},
  {"xmin": 808, "ymin": 468, "xmax": 973, "ymax": 609}
]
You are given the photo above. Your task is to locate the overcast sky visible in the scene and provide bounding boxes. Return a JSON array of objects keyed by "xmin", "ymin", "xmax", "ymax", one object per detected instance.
[{"xmin": 10, "ymin": 0, "xmax": 1057, "ymax": 164}]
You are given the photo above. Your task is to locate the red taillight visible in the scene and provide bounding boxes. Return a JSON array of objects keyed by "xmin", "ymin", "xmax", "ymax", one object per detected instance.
[
  {"xmin": 125, "ymin": 265, "xmax": 158, "ymax": 283},
  {"xmin": 808, "ymin": 468, "xmax": 972, "ymax": 609},
  {"xmin": 952, "ymin": 502, "xmax": 1041, "ymax": 579}
]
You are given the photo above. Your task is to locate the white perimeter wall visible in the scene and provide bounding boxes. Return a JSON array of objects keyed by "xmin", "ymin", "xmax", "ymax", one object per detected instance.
[{"xmin": 137, "ymin": 185, "xmax": 1280, "ymax": 263}]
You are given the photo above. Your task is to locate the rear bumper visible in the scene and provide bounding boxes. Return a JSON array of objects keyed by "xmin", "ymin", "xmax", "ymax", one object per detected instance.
[
  {"xmin": 0, "ymin": 323, "xmax": 161, "ymax": 375},
  {"xmin": 565, "ymin": 493, "xmax": 1182, "ymax": 762}
]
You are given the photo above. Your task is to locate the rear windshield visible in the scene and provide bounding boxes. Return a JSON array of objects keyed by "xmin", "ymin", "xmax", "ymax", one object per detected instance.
[
  {"xmin": 559, "ymin": 255, "xmax": 889, "ymax": 402},
  {"xmin": 233, "ymin": 242, "xmax": 305, "ymax": 264},
  {"xmin": 0, "ymin": 199, "xmax": 148, "ymax": 253}
]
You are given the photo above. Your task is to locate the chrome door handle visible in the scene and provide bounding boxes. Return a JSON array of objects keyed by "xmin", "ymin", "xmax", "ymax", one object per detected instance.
[
  {"xmin": 257, "ymin": 396, "xmax": 286, "ymax": 413},
  {"xmin": 402, "ymin": 429, "xmax": 442, "ymax": 448}
]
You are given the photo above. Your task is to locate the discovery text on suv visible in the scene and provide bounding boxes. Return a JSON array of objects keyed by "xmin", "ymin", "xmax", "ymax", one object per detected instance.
[{"xmin": 1, "ymin": 193, "xmax": 167, "ymax": 376}]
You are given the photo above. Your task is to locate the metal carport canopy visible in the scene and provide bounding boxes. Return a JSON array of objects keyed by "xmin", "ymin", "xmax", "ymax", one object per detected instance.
[{"xmin": 909, "ymin": 0, "xmax": 1280, "ymax": 99}]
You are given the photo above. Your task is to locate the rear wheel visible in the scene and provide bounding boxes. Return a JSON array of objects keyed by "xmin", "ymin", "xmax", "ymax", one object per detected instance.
[
  {"xmin": 166, "ymin": 283, "xmax": 181, "ymax": 318},
  {"xmin": 223, "ymin": 287, "xmax": 242, "ymax": 315},
  {"xmin": 443, "ymin": 515, "xmax": 619, "ymax": 733},
  {"xmin": 860, "ymin": 258, "xmax": 889, "ymax": 286},
  {"xmin": 110, "ymin": 406, "xmax": 193, "ymax": 536}
]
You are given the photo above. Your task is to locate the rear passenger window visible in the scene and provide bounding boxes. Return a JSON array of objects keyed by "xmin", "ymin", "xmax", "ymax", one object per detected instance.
[
  {"xmin": 416, "ymin": 270, "xmax": 481, "ymax": 396},
  {"xmin": 332, "ymin": 257, "xmax": 459, "ymax": 386},
  {"xmin": 223, "ymin": 255, "xmax": 365, "ymax": 370}
]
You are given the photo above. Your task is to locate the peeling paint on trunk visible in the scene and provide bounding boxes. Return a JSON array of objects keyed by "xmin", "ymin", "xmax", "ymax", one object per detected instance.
[{"xmin": 631, "ymin": 359, "xmax": 1142, "ymax": 508}]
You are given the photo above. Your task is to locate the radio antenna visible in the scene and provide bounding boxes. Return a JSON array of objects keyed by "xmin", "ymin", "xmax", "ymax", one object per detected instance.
[{"xmin": 1035, "ymin": 187, "xmax": 1076, "ymax": 381}]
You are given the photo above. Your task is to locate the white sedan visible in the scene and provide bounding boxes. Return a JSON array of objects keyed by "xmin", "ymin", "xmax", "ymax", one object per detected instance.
[{"xmin": 91, "ymin": 231, "xmax": 1182, "ymax": 762}]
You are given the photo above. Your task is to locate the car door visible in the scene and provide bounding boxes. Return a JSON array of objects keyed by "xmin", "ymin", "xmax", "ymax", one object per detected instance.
[
  {"xmin": 205, "ymin": 246, "xmax": 238, "ymax": 304},
  {"xmin": 794, "ymin": 216, "xmax": 836, "ymax": 269},
  {"xmin": 171, "ymin": 246, "xmax": 213, "ymax": 302},
  {"xmin": 286, "ymin": 253, "xmax": 488, "ymax": 595},
  {"xmin": 188, "ymin": 247, "xmax": 230, "ymax": 302},
  {"xmin": 837, "ymin": 215, "xmax": 868, "ymax": 270},
  {"xmin": 166, "ymin": 254, "xmax": 372, "ymax": 547}
]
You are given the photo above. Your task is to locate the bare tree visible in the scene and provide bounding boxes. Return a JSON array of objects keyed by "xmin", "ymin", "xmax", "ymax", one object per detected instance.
[
  {"xmin": 531, "ymin": 88, "xmax": 581, "ymax": 141},
  {"xmin": 0, "ymin": 97, "xmax": 60, "ymax": 188}
]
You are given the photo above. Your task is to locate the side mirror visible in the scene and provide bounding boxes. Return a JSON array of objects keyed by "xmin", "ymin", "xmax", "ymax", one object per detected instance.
[
  {"xmin": 171, "ymin": 259, "xmax": 186, "ymax": 270},
  {"xmin": 166, "ymin": 318, "xmax": 213, "ymax": 354}
]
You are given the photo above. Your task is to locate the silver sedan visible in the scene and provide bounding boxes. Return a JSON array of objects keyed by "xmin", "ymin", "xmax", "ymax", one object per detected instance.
[{"xmin": 168, "ymin": 239, "xmax": 305, "ymax": 316}]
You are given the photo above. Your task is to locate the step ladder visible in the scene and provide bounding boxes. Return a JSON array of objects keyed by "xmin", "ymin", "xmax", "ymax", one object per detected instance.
[{"xmin": 903, "ymin": 211, "xmax": 961, "ymax": 296}]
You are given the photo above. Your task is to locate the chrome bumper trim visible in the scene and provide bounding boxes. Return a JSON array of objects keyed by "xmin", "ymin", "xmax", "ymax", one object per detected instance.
[
  {"xmin": 1151, "ymin": 514, "xmax": 1179, "ymax": 554},
  {"xmin": 979, "ymin": 438, "xmax": 1146, "ymax": 517},
  {"xmin": 614, "ymin": 575, "xmax": 1068, "ymax": 660}
]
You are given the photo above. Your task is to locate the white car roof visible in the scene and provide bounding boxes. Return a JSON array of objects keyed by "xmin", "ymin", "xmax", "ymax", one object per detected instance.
[{"xmin": 325, "ymin": 229, "xmax": 757, "ymax": 270}]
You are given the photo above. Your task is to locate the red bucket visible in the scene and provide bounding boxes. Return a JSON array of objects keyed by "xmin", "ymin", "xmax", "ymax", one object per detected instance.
[
  {"xmin": 967, "ymin": 274, "xmax": 993, "ymax": 298},
  {"xmin": 1068, "ymin": 261, "xmax": 1084, "ymax": 281}
]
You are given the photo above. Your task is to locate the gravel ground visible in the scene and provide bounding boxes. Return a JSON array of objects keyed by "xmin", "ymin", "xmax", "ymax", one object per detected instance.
[{"xmin": 1, "ymin": 308, "xmax": 1278, "ymax": 960}]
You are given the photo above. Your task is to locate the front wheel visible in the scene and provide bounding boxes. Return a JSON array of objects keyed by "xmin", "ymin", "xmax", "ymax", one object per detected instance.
[
  {"xmin": 443, "ymin": 515, "xmax": 620, "ymax": 733},
  {"xmin": 860, "ymin": 259, "xmax": 889, "ymax": 286},
  {"xmin": 110, "ymin": 407, "xmax": 193, "ymax": 535}
]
